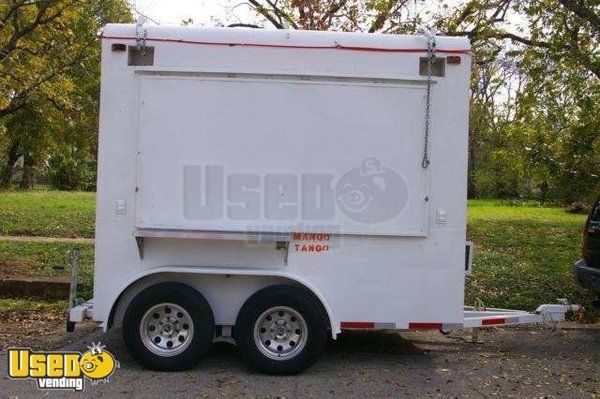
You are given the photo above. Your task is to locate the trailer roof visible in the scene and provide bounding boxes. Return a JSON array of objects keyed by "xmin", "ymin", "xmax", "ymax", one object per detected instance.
[{"xmin": 101, "ymin": 24, "xmax": 470, "ymax": 54}]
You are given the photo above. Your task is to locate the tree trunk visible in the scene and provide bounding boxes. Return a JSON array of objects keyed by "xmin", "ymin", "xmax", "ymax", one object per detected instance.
[
  {"xmin": 19, "ymin": 153, "xmax": 34, "ymax": 189},
  {"xmin": 0, "ymin": 138, "xmax": 20, "ymax": 189},
  {"xmin": 539, "ymin": 181, "xmax": 548, "ymax": 204},
  {"xmin": 467, "ymin": 131, "xmax": 477, "ymax": 199}
]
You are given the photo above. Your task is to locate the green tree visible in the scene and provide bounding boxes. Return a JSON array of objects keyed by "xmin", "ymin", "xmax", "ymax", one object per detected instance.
[
  {"xmin": 0, "ymin": 0, "xmax": 132, "ymax": 188},
  {"xmin": 245, "ymin": 0, "xmax": 421, "ymax": 32},
  {"xmin": 441, "ymin": 0, "xmax": 599, "ymax": 202}
]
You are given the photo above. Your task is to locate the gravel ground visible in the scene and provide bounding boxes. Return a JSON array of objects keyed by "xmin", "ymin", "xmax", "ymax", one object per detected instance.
[{"xmin": 1, "ymin": 323, "xmax": 599, "ymax": 398}]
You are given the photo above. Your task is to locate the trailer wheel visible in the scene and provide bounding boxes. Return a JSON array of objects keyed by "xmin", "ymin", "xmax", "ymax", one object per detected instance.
[
  {"xmin": 235, "ymin": 285, "xmax": 327, "ymax": 375},
  {"xmin": 122, "ymin": 282, "xmax": 214, "ymax": 371}
]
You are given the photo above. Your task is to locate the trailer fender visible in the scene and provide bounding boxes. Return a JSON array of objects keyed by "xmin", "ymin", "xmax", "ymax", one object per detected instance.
[{"xmin": 106, "ymin": 266, "xmax": 339, "ymax": 337}]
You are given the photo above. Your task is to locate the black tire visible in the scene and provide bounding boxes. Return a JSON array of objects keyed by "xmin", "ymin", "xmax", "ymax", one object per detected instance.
[
  {"xmin": 235, "ymin": 285, "xmax": 328, "ymax": 375},
  {"xmin": 122, "ymin": 282, "xmax": 214, "ymax": 371}
]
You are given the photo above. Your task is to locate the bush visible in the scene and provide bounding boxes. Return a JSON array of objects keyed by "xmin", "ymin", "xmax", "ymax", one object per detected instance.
[
  {"xmin": 47, "ymin": 147, "xmax": 96, "ymax": 191},
  {"xmin": 566, "ymin": 201, "xmax": 591, "ymax": 214},
  {"xmin": 48, "ymin": 150, "xmax": 80, "ymax": 190}
]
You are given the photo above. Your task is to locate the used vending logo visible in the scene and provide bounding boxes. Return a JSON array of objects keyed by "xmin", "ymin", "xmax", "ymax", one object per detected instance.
[
  {"xmin": 184, "ymin": 157, "xmax": 408, "ymax": 224},
  {"xmin": 7, "ymin": 342, "xmax": 118, "ymax": 392},
  {"xmin": 336, "ymin": 158, "xmax": 408, "ymax": 223}
]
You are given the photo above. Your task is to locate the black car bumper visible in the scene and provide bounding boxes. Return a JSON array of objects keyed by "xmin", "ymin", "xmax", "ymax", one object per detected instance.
[{"xmin": 574, "ymin": 259, "xmax": 600, "ymax": 294}]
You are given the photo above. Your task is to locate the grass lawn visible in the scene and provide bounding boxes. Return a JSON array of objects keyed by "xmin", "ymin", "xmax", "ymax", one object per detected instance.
[
  {"xmin": 0, "ymin": 190, "xmax": 95, "ymax": 237},
  {"xmin": 0, "ymin": 241, "xmax": 94, "ymax": 298},
  {"xmin": 0, "ymin": 297, "xmax": 68, "ymax": 312},
  {"xmin": 466, "ymin": 199, "xmax": 597, "ymax": 320},
  {"xmin": 0, "ymin": 191, "xmax": 597, "ymax": 321}
]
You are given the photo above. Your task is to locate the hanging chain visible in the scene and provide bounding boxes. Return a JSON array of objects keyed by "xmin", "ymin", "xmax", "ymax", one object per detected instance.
[
  {"xmin": 422, "ymin": 29, "xmax": 437, "ymax": 169},
  {"xmin": 135, "ymin": 16, "xmax": 148, "ymax": 53}
]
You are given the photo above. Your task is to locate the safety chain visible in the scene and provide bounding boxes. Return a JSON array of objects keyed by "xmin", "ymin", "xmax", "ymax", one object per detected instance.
[
  {"xmin": 422, "ymin": 28, "xmax": 437, "ymax": 169},
  {"xmin": 135, "ymin": 16, "xmax": 148, "ymax": 53}
]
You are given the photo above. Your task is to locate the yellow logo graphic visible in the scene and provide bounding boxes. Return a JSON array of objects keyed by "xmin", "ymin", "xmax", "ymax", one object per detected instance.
[{"xmin": 8, "ymin": 342, "xmax": 118, "ymax": 392}]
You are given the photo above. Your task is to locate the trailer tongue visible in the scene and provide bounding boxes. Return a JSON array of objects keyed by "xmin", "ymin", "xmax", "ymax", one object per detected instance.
[{"xmin": 462, "ymin": 301, "xmax": 581, "ymax": 329}]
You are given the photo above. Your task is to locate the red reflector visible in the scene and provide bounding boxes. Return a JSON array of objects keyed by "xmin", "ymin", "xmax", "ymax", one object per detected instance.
[
  {"xmin": 447, "ymin": 55, "xmax": 461, "ymax": 64},
  {"xmin": 408, "ymin": 322, "xmax": 443, "ymax": 330},
  {"xmin": 482, "ymin": 318, "xmax": 505, "ymax": 326},
  {"xmin": 111, "ymin": 43, "xmax": 127, "ymax": 52},
  {"xmin": 341, "ymin": 321, "xmax": 375, "ymax": 329}
]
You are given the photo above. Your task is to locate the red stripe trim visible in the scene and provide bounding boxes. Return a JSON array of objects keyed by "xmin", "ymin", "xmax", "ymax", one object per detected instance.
[
  {"xmin": 101, "ymin": 35, "xmax": 471, "ymax": 55},
  {"xmin": 482, "ymin": 318, "xmax": 506, "ymax": 326},
  {"xmin": 408, "ymin": 322, "xmax": 443, "ymax": 330},
  {"xmin": 341, "ymin": 321, "xmax": 375, "ymax": 329}
]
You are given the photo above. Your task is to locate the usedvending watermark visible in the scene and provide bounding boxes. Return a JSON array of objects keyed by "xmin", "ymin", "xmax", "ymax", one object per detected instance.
[
  {"xmin": 336, "ymin": 158, "xmax": 408, "ymax": 223},
  {"xmin": 183, "ymin": 157, "xmax": 408, "ymax": 224},
  {"xmin": 7, "ymin": 342, "xmax": 118, "ymax": 392}
]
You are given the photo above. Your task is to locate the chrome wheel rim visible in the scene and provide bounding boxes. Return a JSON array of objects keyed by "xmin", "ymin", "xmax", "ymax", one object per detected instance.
[
  {"xmin": 140, "ymin": 303, "xmax": 194, "ymax": 356},
  {"xmin": 253, "ymin": 306, "xmax": 308, "ymax": 361}
]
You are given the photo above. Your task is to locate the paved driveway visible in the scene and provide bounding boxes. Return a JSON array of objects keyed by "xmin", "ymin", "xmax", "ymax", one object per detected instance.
[{"xmin": 1, "ymin": 324, "xmax": 598, "ymax": 398}]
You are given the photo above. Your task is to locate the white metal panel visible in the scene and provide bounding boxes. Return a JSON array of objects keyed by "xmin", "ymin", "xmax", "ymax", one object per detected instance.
[{"xmin": 136, "ymin": 74, "xmax": 429, "ymax": 236}]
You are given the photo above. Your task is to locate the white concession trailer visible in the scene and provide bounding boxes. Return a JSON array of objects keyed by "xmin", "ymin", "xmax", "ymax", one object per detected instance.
[{"xmin": 68, "ymin": 23, "xmax": 578, "ymax": 374}]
